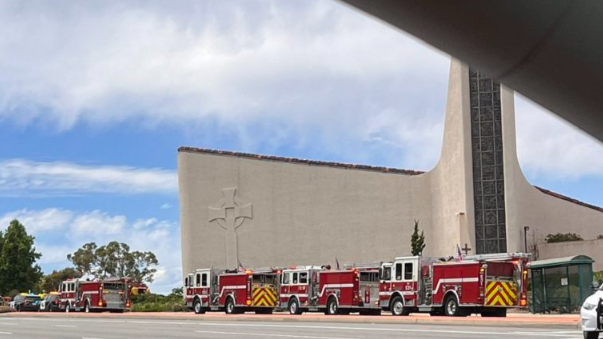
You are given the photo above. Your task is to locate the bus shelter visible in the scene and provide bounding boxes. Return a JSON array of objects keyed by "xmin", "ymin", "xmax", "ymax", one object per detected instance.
[{"xmin": 529, "ymin": 255, "xmax": 594, "ymax": 313}]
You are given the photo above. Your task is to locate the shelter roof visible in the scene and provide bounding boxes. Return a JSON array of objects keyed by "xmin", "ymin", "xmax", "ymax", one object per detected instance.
[{"xmin": 529, "ymin": 255, "xmax": 594, "ymax": 269}]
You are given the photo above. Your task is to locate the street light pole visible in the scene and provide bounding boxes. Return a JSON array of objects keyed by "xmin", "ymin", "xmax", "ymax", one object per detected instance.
[{"xmin": 524, "ymin": 226, "xmax": 530, "ymax": 253}]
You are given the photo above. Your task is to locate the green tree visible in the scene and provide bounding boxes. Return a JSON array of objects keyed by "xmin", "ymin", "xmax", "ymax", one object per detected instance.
[
  {"xmin": 68, "ymin": 241, "xmax": 158, "ymax": 283},
  {"xmin": 0, "ymin": 220, "xmax": 43, "ymax": 294},
  {"xmin": 39, "ymin": 268, "xmax": 82, "ymax": 293},
  {"xmin": 545, "ymin": 233, "xmax": 583, "ymax": 243},
  {"xmin": 67, "ymin": 242, "xmax": 98, "ymax": 276},
  {"xmin": 410, "ymin": 220, "xmax": 426, "ymax": 256}
]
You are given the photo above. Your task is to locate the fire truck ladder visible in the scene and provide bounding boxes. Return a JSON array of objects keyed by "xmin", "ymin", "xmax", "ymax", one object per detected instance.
[
  {"xmin": 342, "ymin": 262, "xmax": 381, "ymax": 270},
  {"xmin": 463, "ymin": 253, "xmax": 530, "ymax": 262}
]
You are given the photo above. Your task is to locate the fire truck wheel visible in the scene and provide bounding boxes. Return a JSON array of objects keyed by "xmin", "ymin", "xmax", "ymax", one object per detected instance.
[
  {"xmin": 326, "ymin": 297, "xmax": 338, "ymax": 315},
  {"xmin": 65, "ymin": 304, "xmax": 71, "ymax": 313},
  {"xmin": 225, "ymin": 297, "xmax": 236, "ymax": 314},
  {"xmin": 84, "ymin": 301, "xmax": 90, "ymax": 313},
  {"xmin": 584, "ymin": 331, "xmax": 600, "ymax": 339},
  {"xmin": 390, "ymin": 296, "xmax": 408, "ymax": 316},
  {"xmin": 444, "ymin": 295, "xmax": 460, "ymax": 316},
  {"xmin": 193, "ymin": 299, "xmax": 205, "ymax": 314},
  {"xmin": 288, "ymin": 299, "xmax": 302, "ymax": 315}
]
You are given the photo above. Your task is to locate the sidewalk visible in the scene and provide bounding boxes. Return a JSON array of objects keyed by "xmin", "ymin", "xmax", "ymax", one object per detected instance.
[{"xmin": 1, "ymin": 311, "xmax": 581, "ymax": 329}]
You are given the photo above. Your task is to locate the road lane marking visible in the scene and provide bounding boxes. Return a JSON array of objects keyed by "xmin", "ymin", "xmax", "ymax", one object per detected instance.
[
  {"xmin": 0, "ymin": 332, "xmax": 11, "ymax": 335},
  {"xmin": 196, "ymin": 330, "xmax": 354, "ymax": 339},
  {"xmin": 193, "ymin": 322, "xmax": 580, "ymax": 337},
  {"xmin": 0, "ymin": 324, "xmax": 16, "ymax": 326},
  {"xmin": 1, "ymin": 317, "xmax": 581, "ymax": 337},
  {"xmin": 55, "ymin": 324, "xmax": 77, "ymax": 328}
]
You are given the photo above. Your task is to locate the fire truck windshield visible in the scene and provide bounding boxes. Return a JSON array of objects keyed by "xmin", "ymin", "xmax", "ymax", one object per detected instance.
[{"xmin": 379, "ymin": 266, "xmax": 392, "ymax": 281}]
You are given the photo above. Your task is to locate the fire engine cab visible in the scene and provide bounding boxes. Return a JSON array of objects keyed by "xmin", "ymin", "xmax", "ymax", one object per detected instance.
[
  {"xmin": 279, "ymin": 265, "xmax": 381, "ymax": 315},
  {"xmin": 185, "ymin": 268, "xmax": 279, "ymax": 314},
  {"xmin": 59, "ymin": 278, "xmax": 130, "ymax": 313},
  {"xmin": 379, "ymin": 253, "xmax": 529, "ymax": 317}
]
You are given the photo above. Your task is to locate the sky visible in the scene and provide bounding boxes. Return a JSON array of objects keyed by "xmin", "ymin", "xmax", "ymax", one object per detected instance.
[{"xmin": 1, "ymin": 0, "xmax": 602, "ymax": 294}]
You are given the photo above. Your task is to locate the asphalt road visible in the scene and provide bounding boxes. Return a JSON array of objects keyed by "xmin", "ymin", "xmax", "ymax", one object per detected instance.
[{"xmin": 0, "ymin": 315, "xmax": 585, "ymax": 339}]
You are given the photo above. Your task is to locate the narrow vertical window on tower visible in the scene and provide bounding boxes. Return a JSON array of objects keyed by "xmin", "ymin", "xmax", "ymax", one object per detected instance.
[{"xmin": 469, "ymin": 68, "xmax": 506, "ymax": 254}]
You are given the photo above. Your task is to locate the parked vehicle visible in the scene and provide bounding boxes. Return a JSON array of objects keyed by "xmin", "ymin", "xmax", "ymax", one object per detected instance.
[
  {"xmin": 12, "ymin": 294, "xmax": 41, "ymax": 312},
  {"xmin": 39, "ymin": 292, "xmax": 61, "ymax": 312},
  {"xmin": 378, "ymin": 253, "xmax": 529, "ymax": 317},
  {"xmin": 581, "ymin": 284, "xmax": 603, "ymax": 339},
  {"xmin": 59, "ymin": 277, "xmax": 131, "ymax": 313},
  {"xmin": 185, "ymin": 268, "xmax": 280, "ymax": 314},
  {"xmin": 279, "ymin": 265, "xmax": 381, "ymax": 315}
]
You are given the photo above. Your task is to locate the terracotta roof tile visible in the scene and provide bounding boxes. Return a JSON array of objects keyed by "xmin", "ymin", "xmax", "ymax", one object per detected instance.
[
  {"xmin": 535, "ymin": 186, "xmax": 603, "ymax": 213},
  {"xmin": 178, "ymin": 147, "xmax": 425, "ymax": 176}
]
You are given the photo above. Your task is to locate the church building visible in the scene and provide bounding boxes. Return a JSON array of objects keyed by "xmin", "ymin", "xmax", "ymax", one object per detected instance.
[{"xmin": 178, "ymin": 59, "xmax": 603, "ymax": 275}]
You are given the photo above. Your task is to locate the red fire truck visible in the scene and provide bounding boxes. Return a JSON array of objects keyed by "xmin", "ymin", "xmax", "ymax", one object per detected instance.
[
  {"xmin": 378, "ymin": 253, "xmax": 529, "ymax": 317},
  {"xmin": 59, "ymin": 278, "xmax": 131, "ymax": 313},
  {"xmin": 279, "ymin": 265, "xmax": 381, "ymax": 315},
  {"xmin": 185, "ymin": 268, "xmax": 280, "ymax": 314}
]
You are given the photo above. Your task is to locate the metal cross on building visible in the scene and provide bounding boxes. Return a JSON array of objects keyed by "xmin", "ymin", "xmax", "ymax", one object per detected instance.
[
  {"xmin": 208, "ymin": 188, "xmax": 253, "ymax": 268},
  {"xmin": 462, "ymin": 243, "xmax": 472, "ymax": 255}
]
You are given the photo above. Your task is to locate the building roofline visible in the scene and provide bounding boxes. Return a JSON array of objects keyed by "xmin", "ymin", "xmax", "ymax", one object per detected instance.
[
  {"xmin": 178, "ymin": 147, "xmax": 425, "ymax": 176},
  {"xmin": 535, "ymin": 186, "xmax": 603, "ymax": 214}
]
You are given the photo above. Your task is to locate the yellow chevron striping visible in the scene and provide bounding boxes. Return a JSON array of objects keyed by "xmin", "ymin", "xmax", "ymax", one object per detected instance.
[
  {"xmin": 264, "ymin": 287, "xmax": 277, "ymax": 301},
  {"xmin": 485, "ymin": 281, "xmax": 514, "ymax": 306},
  {"xmin": 252, "ymin": 288, "xmax": 276, "ymax": 307},
  {"xmin": 501, "ymin": 282, "xmax": 517, "ymax": 300}
]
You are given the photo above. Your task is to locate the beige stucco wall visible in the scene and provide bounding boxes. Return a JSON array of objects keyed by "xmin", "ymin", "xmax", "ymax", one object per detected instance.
[
  {"xmin": 500, "ymin": 80, "xmax": 603, "ymax": 253},
  {"xmin": 179, "ymin": 152, "xmax": 433, "ymax": 273},
  {"xmin": 178, "ymin": 58, "xmax": 603, "ymax": 278},
  {"xmin": 539, "ymin": 240, "xmax": 603, "ymax": 271}
]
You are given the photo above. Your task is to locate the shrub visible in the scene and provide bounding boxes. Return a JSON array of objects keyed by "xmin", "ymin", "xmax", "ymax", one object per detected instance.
[
  {"xmin": 130, "ymin": 292, "xmax": 189, "ymax": 312},
  {"xmin": 545, "ymin": 233, "xmax": 583, "ymax": 243}
]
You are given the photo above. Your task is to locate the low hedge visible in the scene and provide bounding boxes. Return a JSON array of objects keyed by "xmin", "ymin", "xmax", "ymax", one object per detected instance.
[{"xmin": 130, "ymin": 293, "xmax": 189, "ymax": 312}]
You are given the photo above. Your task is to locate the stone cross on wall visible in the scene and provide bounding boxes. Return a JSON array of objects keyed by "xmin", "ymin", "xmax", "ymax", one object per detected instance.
[{"xmin": 208, "ymin": 188, "xmax": 253, "ymax": 268}]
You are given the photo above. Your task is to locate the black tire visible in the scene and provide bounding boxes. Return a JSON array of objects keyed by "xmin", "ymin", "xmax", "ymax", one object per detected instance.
[
  {"xmin": 584, "ymin": 331, "xmax": 600, "ymax": 339},
  {"xmin": 225, "ymin": 297, "xmax": 236, "ymax": 315},
  {"xmin": 326, "ymin": 297, "xmax": 338, "ymax": 315},
  {"xmin": 288, "ymin": 298, "xmax": 302, "ymax": 315},
  {"xmin": 444, "ymin": 295, "xmax": 460, "ymax": 317},
  {"xmin": 193, "ymin": 299, "xmax": 205, "ymax": 314},
  {"xmin": 390, "ymin": 296, "xmax": 408, "ymax": 316}
]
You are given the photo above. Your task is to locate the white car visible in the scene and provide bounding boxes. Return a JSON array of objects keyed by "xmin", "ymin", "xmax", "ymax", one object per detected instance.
[{"xmin": 582, "ymin": 285, "xmax": 603, "ymax": 339}]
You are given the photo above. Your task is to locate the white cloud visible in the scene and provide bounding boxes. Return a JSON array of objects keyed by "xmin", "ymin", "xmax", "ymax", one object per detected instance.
[
  {"xmin": 0, "ymin": 0, "xmax": 599, "ymax": 181},
  {"xmin": 515, "ymin": 95, "xmax": 603, "ymax": 180},
  {"xmin": 0, "ymin": 0, "xmax": 450, "ymax": 170},
  {"xmin": 0, "ymin": 208, "xmax": 73, "ymax": 233},
  {"xmin": 160, "ymin": 203, "xmax": 172, "ymax": 209},
  {"xmin": 133, "ymin": 218, "xmax": 158, "ymax": 229},
  {"xmin": 71, "ymin": 210, "xmax": 126, "ymax": 235},
  {"xmin": 0, "ymin": 159, "xmax": 177, "ymax": 196}
]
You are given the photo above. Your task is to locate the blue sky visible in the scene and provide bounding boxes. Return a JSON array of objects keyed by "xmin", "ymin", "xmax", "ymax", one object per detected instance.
[{"xmin": 1, "ymin": 0, "xmax": 602, "ymax": 294}]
